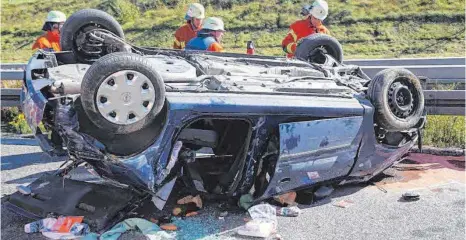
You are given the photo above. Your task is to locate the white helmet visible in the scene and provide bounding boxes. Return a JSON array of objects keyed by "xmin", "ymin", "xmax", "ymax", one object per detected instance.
[
  {"xmin": 310, "ymin": 0, "xmax": 328, "ymax": 20},
  {"xmin": 46, "ymin": 10, "xmax": 66, "ymax": 23},
  {"xmin": 202, "ymin": 17, "xmax": 225, "ymax": 31},
  {"xmin": 185, "ymin": 3, "xmax": 205, "ymax": 20}
]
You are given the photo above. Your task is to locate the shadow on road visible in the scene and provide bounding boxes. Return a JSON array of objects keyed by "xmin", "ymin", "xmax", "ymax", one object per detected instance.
[
  {"xmin": 4, "ymin": 170, "xmax": 55, "ymax": 185},
  {"xmin": 1, "ymin": 138, "xmax": 38, "ymax": 146},
  {"xmin": 297, "ymin": 184, "xmax": 368, "ymax": 210},
  {"xmin": 1, "ymin": 152, "xmax": 65, "ymax": 171}
]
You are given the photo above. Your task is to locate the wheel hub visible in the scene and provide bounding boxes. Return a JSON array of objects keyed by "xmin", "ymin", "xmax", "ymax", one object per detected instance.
[
  {"xmin": 388, "ymin": 81, "xmax": 414, "ymax": 118},
  {"xmin": 96, "ymin": 70, "xmax": 155, "ymax": 125},
  {"xmin": 121, "ymin": 92, "xmax": 132, "ymax": 104}
]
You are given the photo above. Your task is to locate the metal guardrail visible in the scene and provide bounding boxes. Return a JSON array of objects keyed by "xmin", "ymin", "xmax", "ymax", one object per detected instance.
[
  {"xmin": 344, "ymin": 57, "xmax": 465, "ymax": 66},
  {"xmin": 1, "ymin": 69, "xmax": 24, "ymax": 80},
  {"xmin": 358, "ymin": 65, "xmax": 465, "ymax": 84},
  {"xmin": 424, "ymin": 90, "xmax": 465, "ymax": 115},
  {"xmin": 1, "ymin": 88, "xmax": 21, "ymax": 107},
  {"xmin": 0, "ymin": 63, "xmax": 26, "ymax": 70},
  {"xmin": 1, "ymin": 58, "xmax": 465, "ymax": 115}
]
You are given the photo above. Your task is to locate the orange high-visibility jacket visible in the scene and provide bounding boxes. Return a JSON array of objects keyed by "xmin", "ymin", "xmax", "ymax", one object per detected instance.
[
  {"xmin": 282, "ymin": 17, "xmax": 330, "ymax": 58},
  {"xmin": 207, "ymin": 42, "xmax": 224, "ymax": 52},
  {"xmin": 174, "ymin": 23, "xmax": 199, "ymax": 49},
  {"xmin": 32, "ymin": 32, "xmax": 61, "ymax": 52}
]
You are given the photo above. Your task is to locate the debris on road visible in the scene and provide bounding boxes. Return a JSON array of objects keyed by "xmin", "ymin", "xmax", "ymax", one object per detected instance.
[
  {"xmin": 98, "ymin": 218, "xmax": 174, "ymax": 240},
  {"xmin": 276, "ymin": 206, "xmax": 302, "ymax": 217},
  {"xmin": 24, "ymin": 216, "xmax": 91, "ymax": 239},
  {"xmin": 237, "ymin": 204, "xmax": 277, "ymax": 238},
  {"xmin": 402, "ymin": 192, "xmax": 420, "ymax": 201},
  {"xmin": 239, "ymin": 193, "xmax": 254, "ymax": 210},
  {"xmin": 160, "ymin": 224, "xmax": 178, "ymax": 231},
  {"xmin": 173, "ymin": 195, "xmax": 203, "ymax": 216},
  {"xmin": 333, "ymin": 200, "xmax": 354, "ymax": 208},
  {"xmin": 273, "ymin": 191, "xmax": 297, "ymax": 206},
  {"xmin": 218, "ymin": 211, "xmax": 228, "ymax": 220},
  {"xmin": 176, "ymin": 194, "xmax": 203, "ymax": 208}
]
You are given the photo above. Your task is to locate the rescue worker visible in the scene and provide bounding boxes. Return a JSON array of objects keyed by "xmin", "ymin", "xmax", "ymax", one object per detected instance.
[
  {"xmin": 32, "ymin": 11, "xmax": 66, "ymax": 52},
  {"xmin": 185, "ymin": 17, "xmax": 225, "ymax": 52},
  {"xmin": 282, "ymin": 0, "xmax": 330, "ymax": 58},
  {"xmin": 173, "ymin": 3, "xmax": 205, "ymax": 49}
]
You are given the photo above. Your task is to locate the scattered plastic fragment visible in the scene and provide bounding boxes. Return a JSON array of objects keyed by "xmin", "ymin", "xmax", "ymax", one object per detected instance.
[
  {"xmin": 238, "ymin": 193, "xmax": 254, "ymax": 210},
  {"xmin": 276, "ymin": 206, "xmax": 301, "ymax": 217},
  {"xmin": 177, "ymin": 194, "xmax": 203, "ymax": 208},
  {"xmin": 333, "ymin": 199, "xmax": 354, "ymax": 208},
  {"xmin": 237, "ymin": 204, "xmax": 277, "ymax": 238},
  {"xmin": 161, "ymin": 224, "xmax": 178, "ymax": 231},
  {"xmin": 273, "ymin": 192, "xmax": 297, "ymax": 206},
  {"xmin": 98, "ymin": 218, "xmax": 169, "ymax": 240},
  {"xmin": 25, "ymin": 216, "xmax": 85, "ymax": 233}
]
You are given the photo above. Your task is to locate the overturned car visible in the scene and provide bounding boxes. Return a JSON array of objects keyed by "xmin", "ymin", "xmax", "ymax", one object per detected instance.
[{"xmin": 5, "ymin": 9, "xmax": 426, "ymax": 231}]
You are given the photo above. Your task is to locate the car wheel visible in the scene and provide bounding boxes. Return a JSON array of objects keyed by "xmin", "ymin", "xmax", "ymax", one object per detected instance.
[
  {"xmin": 295, "ymin": 33, "xmax": 343, "ymax": 63},
  {"xmin": 60, "ymin": 9, "xmax": 124, "ymax": 63},
  {"xmin": 368, "ymin": 68, "xmax": 425, "ymax": 131},
  {"xmin": 81, "ymin": 52, "xmax": 166, "ymax": 135}
]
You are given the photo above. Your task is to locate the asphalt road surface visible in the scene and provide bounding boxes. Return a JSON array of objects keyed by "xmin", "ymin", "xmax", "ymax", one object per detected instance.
[{"xmin": 1, "ymin": 141, "xmax": 465, "ymax": 240}]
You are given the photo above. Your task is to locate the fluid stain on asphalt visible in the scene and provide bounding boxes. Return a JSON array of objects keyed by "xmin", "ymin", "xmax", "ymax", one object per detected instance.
[
  {"xmin": 405, "ymin": 153, "xmax": 465, "ymax": 171},
  {"xmin": 371, "ymin": 153, "xmax": 465, "ymax": 190}
]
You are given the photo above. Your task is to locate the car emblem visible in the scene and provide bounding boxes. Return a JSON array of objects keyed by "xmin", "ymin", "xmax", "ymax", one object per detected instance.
[{"xmin": 121, "ymin": 92, "xmax": 132, "ymax": 103}]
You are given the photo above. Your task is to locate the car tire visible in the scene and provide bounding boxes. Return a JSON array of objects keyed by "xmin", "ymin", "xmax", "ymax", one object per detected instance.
[
  {"xmin": 80, "ymin": 52, "xmax": 166, "ymax": 135},
  {"xmin": 75, "ymin": 98, "xmax": 167, "ymax": 156},
  {"xmin": 295, "ymin": 33, "xmax": 343, "ymax": 63},
  {"xmin": 368, "ymin": 68, "xmax": 425, "ymax": 131},
  {"xmin": 61, "ymin": 9, "xmax": 124, "ymax": 63}
]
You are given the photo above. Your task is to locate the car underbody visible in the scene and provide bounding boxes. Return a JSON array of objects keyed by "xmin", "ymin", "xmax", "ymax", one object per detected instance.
[{"xmin": 4, "ymin": 9, "xmax": 427, "ymax": 232}]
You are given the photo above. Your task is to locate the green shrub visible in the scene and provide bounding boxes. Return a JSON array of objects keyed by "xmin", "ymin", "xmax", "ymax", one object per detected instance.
[
  {"xmin": 423, "ymin": 115, "xmax": 465, "ymax": 148},
  {"xmin": 8, "ymin": 113, "xmax": 32, "ymax": 134},
  {"xmin": 97, "ymin": 0, "xmax": 139, "ymax": 24},
  {"xmin": 1, "ymin": 107, "xmax": 20, "ymax": 123}
]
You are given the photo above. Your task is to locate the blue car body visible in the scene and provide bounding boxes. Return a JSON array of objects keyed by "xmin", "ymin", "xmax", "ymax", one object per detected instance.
[{"xmin": 20, "ymin": 50, "xmax": 422, "ymax": 202}]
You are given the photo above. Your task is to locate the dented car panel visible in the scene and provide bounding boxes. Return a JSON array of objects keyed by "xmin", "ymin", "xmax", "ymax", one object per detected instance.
[
  {"xmin": 18, "ymin": 50, "xmax": 423, "ymax": 205},
  {"xmin": 258, "ymin": 116, "xmax": 364, "ymax": 199}
]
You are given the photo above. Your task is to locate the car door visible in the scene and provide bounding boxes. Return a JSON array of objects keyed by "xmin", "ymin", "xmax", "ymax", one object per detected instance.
[{"xmin": 259, "ymin": 116, "xmax": 364, "ymax": 199}]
